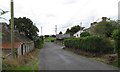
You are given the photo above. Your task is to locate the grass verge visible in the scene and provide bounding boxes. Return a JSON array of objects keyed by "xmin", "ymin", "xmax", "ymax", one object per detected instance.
[{"xmin": 2, "ymin": 49, "xmax": 40, "ymax": 71}]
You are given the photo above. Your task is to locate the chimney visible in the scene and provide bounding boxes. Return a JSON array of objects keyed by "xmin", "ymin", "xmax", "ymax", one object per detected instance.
[
  {"xmin": 102, "ymin": 17, "xmax": 107, "ymax": 21},
  {"xmin": 91, "ymin": 23, "xmax": 93, "ymax": 26},
  {"xmin": 93, "ymin": 22, "xmax": 97, "ymax": 24}
]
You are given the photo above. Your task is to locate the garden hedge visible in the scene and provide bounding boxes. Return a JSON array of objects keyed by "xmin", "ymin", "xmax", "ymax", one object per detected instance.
[{"xmin": 64, "ymin": 36, "xmax": 113, "ymax": 54}]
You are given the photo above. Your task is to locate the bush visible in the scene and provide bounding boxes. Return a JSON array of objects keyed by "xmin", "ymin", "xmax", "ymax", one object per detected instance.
[
  {"xmin": 35, "ymin": 36, "xmax": 44, "ymax": 49},
  {"xmin": 112, "ymin": 29, "xmax": 120, "ymax": 67},
  {"xmin": 51, "ymin": 40, "xmax": 54, "ymax": 42},
  {"xmin": 64, "ymin": 36, "xmax": 114, "ymax": 54},
  {"xmin": 80, "ymin": 32, "xmax": 90, "ymax": 37}
]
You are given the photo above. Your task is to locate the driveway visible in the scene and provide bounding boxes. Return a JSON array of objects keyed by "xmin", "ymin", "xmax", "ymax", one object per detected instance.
[{"xmin": 39, "ymin": 42, "xmax": 118, "ymax": 70}]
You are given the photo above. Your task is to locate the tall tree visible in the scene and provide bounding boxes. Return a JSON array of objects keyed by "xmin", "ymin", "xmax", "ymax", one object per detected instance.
[
  {"xmin": 9, "ymin": 17, "xmax": 39, "ymax": 40},
  {"xmin": 65, "ymin": 28, "xmax": 70, "ymax": 34},
  {"xmin": 65, "ymin": 25, "xmax": 84, "ymax": 35},
  {"xmin": 90, "ymin": 20, "xmax": 119, "ymax": 38},
  {"xmin": 59, "ymin": 31, "xmax": 63, "ymax": 34}
]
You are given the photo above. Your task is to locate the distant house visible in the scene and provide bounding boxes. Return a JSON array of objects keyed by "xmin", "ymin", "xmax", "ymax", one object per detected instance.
[
  {"xmin": 56, "ymin": 34, "xmax": 71, "ymax": 44},
  {"xmin": 63, "ymin": 34, "xmax": 71, "ymax": 38},
  {"xmin": 73, "ymin": 30, "xmax": 83, "ymax": 38},
  {"xmin": 56, "ymin": 34, "xmax": 71, "ymax": 39},
  {"xmin": 56, "ymin": 34, "xmax": 63, "ymax": 39},
  {"xmin": 1, "ymin": 22, "xmax": 34, "ymax": 58}
]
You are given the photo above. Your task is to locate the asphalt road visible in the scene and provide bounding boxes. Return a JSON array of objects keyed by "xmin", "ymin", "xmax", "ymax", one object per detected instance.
[{"xmin": 39, "ymin": 42, "xmax": 118, "ymax": 70}]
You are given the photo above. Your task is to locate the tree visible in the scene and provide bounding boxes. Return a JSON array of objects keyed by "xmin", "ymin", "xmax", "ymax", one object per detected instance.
[
  {"xmin": 59, "ymin": 31, "xmax": 63, "ymax": 34},
  {"xmin": 90, "ymin": 20, "xmax": 118, "ymax": 38},
  {"xmin": 65, "ymin": 25, "xmax": 85, "ymax": 36},
  {"xmin": 51, "ymin": 35, "xmax": 56, "ymax": 37},
  {"xmin": 80, "ymin": 32, "xmax": 90, "ymax": 37},
  {"xmin": 65, "ymin": 28, "xmax": 70, "ymax": 34},
  {"xmin": 44, "ymin": 35, "xmax": 49, "ymax": 38},
  {"xmin": 9, "ymin": 17, "xmax": 39, "ymax": 40}
]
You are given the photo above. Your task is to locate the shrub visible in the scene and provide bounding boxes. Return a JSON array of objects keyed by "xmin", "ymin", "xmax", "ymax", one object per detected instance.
[
  {"xmin": 51, "ymin": 40, "xmax": 54, "ymax": 42},
  {"xmin": 64, "ymin": 36, "xmax": 114, "ymax": 54},
  {"xmin": 112, "ymin": 29, "xmax": 120, "ymax": 67},
  {"xmin": 80, "ymin": 31, "xmax": 90, "ymax": 37},
  {"xmin": 35, "ymin": 36, "xmax": 44, "ymax": 49}
]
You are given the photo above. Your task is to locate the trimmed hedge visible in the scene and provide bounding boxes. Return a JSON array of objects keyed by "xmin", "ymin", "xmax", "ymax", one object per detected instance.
[{"xmin": 64, "ymin": 36, "xmax": 114, "ymax": 54}]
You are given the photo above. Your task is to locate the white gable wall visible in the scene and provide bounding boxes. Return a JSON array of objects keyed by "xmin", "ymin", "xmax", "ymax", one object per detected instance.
[{"xmin": 73, "ymin": 30, "xmax": 83, "ymax": 38}]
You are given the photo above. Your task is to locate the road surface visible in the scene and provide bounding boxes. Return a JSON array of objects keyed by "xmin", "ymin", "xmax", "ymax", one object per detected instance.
[{"xmin": 39, "ymin": 42, "xmax": 118, "ymax": 70}]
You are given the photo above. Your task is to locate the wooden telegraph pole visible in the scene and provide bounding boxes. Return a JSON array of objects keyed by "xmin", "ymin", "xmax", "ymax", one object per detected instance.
[{"xmin": 11, "ymin": 0, "xmax": 16, "ymax": 58}]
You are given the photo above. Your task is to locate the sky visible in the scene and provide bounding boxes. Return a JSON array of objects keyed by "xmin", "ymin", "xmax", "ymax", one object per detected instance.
[{"xmin": 0, "ymin": 0, "xmax": 119, "ymax": 35}]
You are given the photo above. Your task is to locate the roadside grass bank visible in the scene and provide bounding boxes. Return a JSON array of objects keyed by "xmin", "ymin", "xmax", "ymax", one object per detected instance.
[
  {"xmin": 2, "ymin": 48, "xmax": 40, "ymax": 71},
  {"xmin": 63, "ymin": 48, "xmax": 119, "ymax": 68}
]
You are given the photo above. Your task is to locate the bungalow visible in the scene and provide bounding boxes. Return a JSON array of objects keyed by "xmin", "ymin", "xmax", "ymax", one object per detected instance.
[
  {"xmin": 1, "ymin": 22, "xmax": 34, "ymax": 58},
  {"xmin": 73, "ymin": 30, "xmax": 83, "ymax": 38}
]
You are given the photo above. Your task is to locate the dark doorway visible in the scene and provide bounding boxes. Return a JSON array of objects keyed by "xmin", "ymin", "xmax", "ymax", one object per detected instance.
[{"xmin": 21, "ymin": 44, "xmax": 24, "ymax": 55}]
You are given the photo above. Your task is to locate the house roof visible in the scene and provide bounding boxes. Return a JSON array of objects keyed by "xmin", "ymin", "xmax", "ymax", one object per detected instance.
[
  {"xmin": 1, "ymin": 22, "xmax": 33, "ymax": 49},
  {"xmin": 1, "ymin": 23, "xmax": 21, "ymax": 49},
  {"xmin": 14, "ymin": 31, "xmax": 33, "ymax": 43}
]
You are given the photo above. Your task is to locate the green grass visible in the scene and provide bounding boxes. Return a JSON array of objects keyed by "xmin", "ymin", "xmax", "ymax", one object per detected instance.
[
  {"xmin": 39, "ymin": 43, "xmax": 44, "ymax": 49},
  {"xmin": 14, "ymin": 66, "xmax": 35, "ymax": 70},
  {"xmin": 112, "ymin": 58, "xmax": 118, "ymax": 67},
  {"xmin": 14, "ymin": 59, "xmax": 38, "ymax": 70},
  {"xmin": 44, "ymin": 37, "xmax": 56, "ymax": 42},
  {"xmin": 4, "ymin": 57, "xmax": 38, "ymax": 71},
  {"xmin": 3, "ymin": 49, "xmax": 40, "ymax": 71}
]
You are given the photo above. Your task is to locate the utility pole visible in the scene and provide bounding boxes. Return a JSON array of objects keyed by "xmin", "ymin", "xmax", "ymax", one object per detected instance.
[
  {"xmin": 80, "ymin": 22, "xmax": 82, "ymax": 30},
  {"xmin": 11, "ymin": 0, "xmax": 15, "ymax": 58},
  {"xmin": 80, "ymin": 22, "xmax": 82, "ymax": 27},
  {"xmin": 55, "ymin": 25, "xmax": 57, "ymax": 35},
  {"xmin": 41, "ymin": 26, "xmax": 42, "ymax": 36},
  {"xmin": 55, "ymin": 25, "xmax": 57, "ymax": 44},
  {"xmin": 80, "ymin": 22, "xmax": 82, "ymax": 37}
]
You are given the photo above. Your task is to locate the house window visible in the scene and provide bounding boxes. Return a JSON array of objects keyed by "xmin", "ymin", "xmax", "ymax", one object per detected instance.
[{"xmin": 77, "ymin": 34, "xmax": 78, "ymax": 37}]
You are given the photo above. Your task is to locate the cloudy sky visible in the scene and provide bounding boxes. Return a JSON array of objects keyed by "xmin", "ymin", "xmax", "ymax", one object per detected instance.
[{"xmin": 0, "ymin": 0, "xmax": 119, "ymax": 35}]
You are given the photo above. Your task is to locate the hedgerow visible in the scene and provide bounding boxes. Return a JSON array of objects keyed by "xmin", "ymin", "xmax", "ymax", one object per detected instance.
[{"xmin": 64, "ymin": 36, "xmax": 113, "ymax": 54}]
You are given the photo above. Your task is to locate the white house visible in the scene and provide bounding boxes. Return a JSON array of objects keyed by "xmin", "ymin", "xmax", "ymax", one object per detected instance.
[{"xmin": 73, "ymin": 30, "xmax": 83, "ymax": 38}]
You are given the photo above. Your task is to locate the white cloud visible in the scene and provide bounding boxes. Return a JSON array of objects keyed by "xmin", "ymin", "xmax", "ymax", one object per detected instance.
[{"xmin": 0, "ymin": 0, "xmax": 119, "ymax": 35}]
